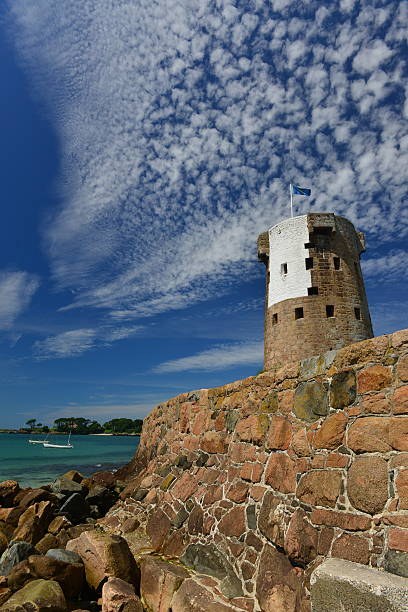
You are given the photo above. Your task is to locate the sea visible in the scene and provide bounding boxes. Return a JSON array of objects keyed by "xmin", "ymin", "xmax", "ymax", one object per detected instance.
[{"xmin": 0, "ymin": 433, "xmax": 139, "ymax": 488}]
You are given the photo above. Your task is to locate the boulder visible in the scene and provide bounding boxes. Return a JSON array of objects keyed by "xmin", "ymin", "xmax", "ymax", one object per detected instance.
[
  {"xmin": 0, "ymin": 483, "xmax": 20, "ymax": 509},
  {"xmin": 45, "ymin": 549, "xmax": 82, "ymax": 565},
  {"xmin": 47, "ymin": 517, "xmax": 72, "ymax": 536},
  {"xmin": 36, "ymin": 534, "xmax": 59, "ymax": 555},
  {"xmin": 0, "ymin": 533, "xmax": 7, "ymax": 558},
  {"xmin": 85, "ymin": 486, "xmax": 116, "ymax": 513},
  {"xmin": 66, "ymin": 531, "xmax": 139, "ymax": 590},
  {"xmin": 0, "ymin": 578, "xmax": 66, "ymax": 612},
  {"xmin": 0, "ymin": 588, "xmax": 11, "ymax": 606},
  {"xmin": 102, "ymin": 577, "xmax": 143, "ymax": 612},
  {"xmin": 17, "ymin": 490, "xmax": 56, "ymax": 511},
  {"xmin": 58, "ymin": 494, "xmax": 90, "ymax": 524},
  {"xmin": 61, "ymin": 471, "xmax": 84, "ymax": 484},
  {"xmin": 0, "ymin": 542, "xmax": 37, "ymax": 576},
  {"xmin": 13, "ymin": 502, "xmax": 54, "ymax": 545},
  {"xmin": 8, "ymin": 554, "xmax": 84, "ymax": 599},
  {"xmin": 310, "ymin": 558, "xmax": 408, "ymax": 612},
  {"xmin": 51, "ymin": 477, "xmax": 84, "ymax": 496},
  {"xmin": 0, "ymin": 509, "xmax": 23, "ymax": 528},
  {"xmin": 140, "ymin": 556, "xmax": 189, "ymax": 612}
]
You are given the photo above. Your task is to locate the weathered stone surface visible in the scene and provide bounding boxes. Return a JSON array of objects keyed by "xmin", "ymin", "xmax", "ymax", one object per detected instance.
[
  {"xmin": 395, "ymin": 469, "xmax": 408, "ymax": 510},
  {"xmin": 385, "ymin": 550, "xmax": 408, "ymax": 578},
  {"xmin": 331, "ymin": 533, "xmax": 370, "ymax": 565},
  {"xmin": 86, "ymin": 485, "xmax": 116, "ymax": 512},
  {"xmin": 8, "ymin": 554, "xmax": 84, "ymax": 599},
  {"xmin": 47, "ymin": 517, "xmax": 71, "ymax": 536},
  {"xmin": 235, "ymin": 415, "xmax": 268, "ymax": 445},
  {"xmin": 45, "ymin": 549, "xmax": 82, "ymax": 565},
  {"xmin": 0, "ymin": 588, "xmax": 11, "ymax": 606},
  {"xmin": 0, "ymin": 579, "xmax": 66, "ymax": 612},
  {"xmin": 0, "ymin": 542, "xmax": 37, "ymax": 576},
  {"xmin": 140, "ymin": 556, "xmax": 189, "ymax": 612},
  {"xmin": 397, "ymin": 355, "xmax": 408, "ymax": 382},
  {"xmin": 61, "ymin": 470, "xmax": 84, "ymax": 483},
  {"xmin": 258, "ymin": 491, "xmax": 286, "ymax": 548},
  {"xmin": 13, "ymin": 501, "xmax": 54, "ymax": 545},
  {"xmin": 226, "ymin": 481, "xmax": 249, "ymax": 503},
  {"xmin": 17, "ymin": 489, "xmax": 56, "ymax": 511},
  {"xmin": 266, "ymin": 416, "xmax": 292, "ymax": 450},
  {"xmin": 293, "ymin": 381, "xmax": 328, "ymax": 421},
  {"xmin": 310, "ymin": 509, "xmax": 371, "ymax": 531},
  {"xmin": 347, "ymin": 456, "xmax": 388, "ymax": 514},
  {"xmin": 171, "ymin": 578, "xmax": 238, "ymax": 612},
  {"xmin": 329, "ymin": 370, "xmax": 356, "ymax": 409},
  {"xmin": 347, "ymin": 417, "xmax": 392, "ymax": 453},
  {"xmin": 181, "ymin": 544, "xmax": 243, "ymax": 598},
  {"xmin": 255, "ymin": 544, "xmax": 300, "ymax": 612},
  {"xmin": 284, "ymin": 509, "xmax": 318, "ymax": 565},
  {"xmin": 0, "ymin": 509, "xmax": 23, "ymax": 528},
  {"xmin": 187, "ymin": 506, "xmax": 204, "ymax": 535},
  {"xmin": 389, "ymin": 417, "xmax": 408, "ymax": 451},
  {"xmin": 218, "ymin": 507, "xmax": 246, "ymax": 538},
  {"xmin": 392, "ymin": 386, "xmax": 408, "ymax": 414},
  {"xmin": 58, "ymin": 493, "xmax": 90, "ymax": 523},
  {"xmin": 297, "ymin": 471, "xmax": 342, "ymax": 508},
  {"xmin": 66, "ymin": 531, "xmax": 139, "ymax": 590},
  {"xmin": 310, "ymin": 558, "xmax": 408, "ymax": 612},
  {"xmin": 102, "ymin": 577, "xmax": 143, "ymax": 612},
  {"xmin": 200, "ymin": 432, "xmax": 228, "ymax": 454},
  {"xmin": 264, "ymin": 453, "xmax": 297, "ymax": 494},
  {"xmin": 291, "ymin": 427, "xmax": 312, "ymax": 456},
  {"xmin": 51, "ymin": 476, "xmax": 83, "ymax": 496},
  {"xmin": 35, "ymin": 534, "xmax": 59, "ymax": 555},
  {"xmin": 0, "ymin": 534, "xmax": 7, "ymax": 558},
  {"xmin": 0, "ymin": 482, "xmax": 19, "ymax": 508},
  {"xmin": 146, "ymin": 509, "xmax": 172, "ymax": 550},
  {"xmin": 388, "ymin": 528, "xmax": 408, "ymax": 553},
  {"xmin": 358, "ymin": 365, "xmax": 392, "ymax": 394},
  {"xmin": 313, "ymin": 412, "xmax": 347, "ymax": 450}
]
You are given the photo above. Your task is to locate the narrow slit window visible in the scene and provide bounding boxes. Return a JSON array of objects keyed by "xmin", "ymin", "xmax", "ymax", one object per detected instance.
[
  {"xmin": 305, "ymin": 257, "xmax": 314, "ymax": 270},
  {"xmin": 281, "ymin": 262, "xmax": 288, "ymax": 275},
  {"xmin": 295, "ymin": 307, "xmax": 304, "ymax": 320},
  {"xmin": 326, "ymin": 305, "xmax": 335, "ymax": 318},
  {"xmin": 354, "ymin": 307, "xmax": 361, "ymax": 320},
  {"xmin": 333, "ymin": 257, "xmax": 341, "ymax": 270},
  {"xmin": 305, "ymin": 242, "xmax": 315, "ymax": 249},
  {"xmin": 272, "ymin": 313, "xmax": 278, "ymax": 325},
  {"xmin": 308, "ymin": 287, "xmax": 318, "ymax": 295},
  {"xmin": 354, "ymin": 262, "xmax": 360, "ymax": 276}
]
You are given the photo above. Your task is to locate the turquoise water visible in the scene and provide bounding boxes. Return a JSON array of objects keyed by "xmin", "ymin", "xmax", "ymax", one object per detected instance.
[{"xmin": 0, "ymin": 433, "xmax": 139, "ymax": 488}]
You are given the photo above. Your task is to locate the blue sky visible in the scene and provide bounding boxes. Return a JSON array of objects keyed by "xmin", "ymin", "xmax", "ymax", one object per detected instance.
[{"xmin": 0, "ymin": 0, "xmax": 406, "ymax": 428}]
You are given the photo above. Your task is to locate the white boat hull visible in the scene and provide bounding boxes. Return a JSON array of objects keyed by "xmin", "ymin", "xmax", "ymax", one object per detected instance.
[{"xmin": 43, "ymin": 443, "xmax": 73, "ymax": 448}]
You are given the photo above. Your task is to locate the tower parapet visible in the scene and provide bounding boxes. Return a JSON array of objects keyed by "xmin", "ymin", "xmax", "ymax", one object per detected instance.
[{"xmin": 258, "ymin": 213, "xmax": 373, "ymax": 370}]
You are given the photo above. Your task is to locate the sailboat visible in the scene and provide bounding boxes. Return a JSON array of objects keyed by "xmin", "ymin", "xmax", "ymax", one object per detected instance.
[{"xmin": 43, "ymin": 431, "xmax": 73, "ymax": 449}]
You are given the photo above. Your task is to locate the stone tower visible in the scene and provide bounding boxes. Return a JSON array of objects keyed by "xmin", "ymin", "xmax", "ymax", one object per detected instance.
[{"xmin": 258, "ymin": 213, "xmax": 373, "ymax": 371}]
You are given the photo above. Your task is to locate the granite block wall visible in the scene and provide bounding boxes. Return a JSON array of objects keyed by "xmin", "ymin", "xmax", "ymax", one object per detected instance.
[{"xmin": 104, "ymin": 328, "xmax": 408, "ymax": 611}]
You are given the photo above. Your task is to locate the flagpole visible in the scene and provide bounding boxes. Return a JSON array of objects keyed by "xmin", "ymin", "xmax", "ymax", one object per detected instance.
[{"xmin": 290, "ymin": 183, "xmax": 293, "ymax": 218}]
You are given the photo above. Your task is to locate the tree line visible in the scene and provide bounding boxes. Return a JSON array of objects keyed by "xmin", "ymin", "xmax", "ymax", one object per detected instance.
[{"xmin": 24, "ymin": 417, "xmax": 143, "ymax": 435}]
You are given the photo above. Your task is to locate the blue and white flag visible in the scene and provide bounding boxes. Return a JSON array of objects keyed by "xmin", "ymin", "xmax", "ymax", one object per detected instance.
[{"xmin": 292, "ymin": 185, "xmax": 311, "ymax": 196}]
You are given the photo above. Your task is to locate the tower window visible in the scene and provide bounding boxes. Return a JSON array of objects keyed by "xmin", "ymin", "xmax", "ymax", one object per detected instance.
[
  {"xmin": 326, "ymin": 305, "xmax": 335, "ymax": 318},
  {"xmin": 305, "ymin": 257, "xmax": 314, "ymax": 270},
  {"xmin": 272, "ymin": 313, "xmax": 278, "ymax": 325},
  {"xmin": 313, "ymin": 226, "xmax": 332, "ymax": 235},
  {"xmin": 295, "ymin": 307, "xmax": 304, "ymax": 320},
  {"xmin": 305, "ymin": 242, "xmax": 315, "ymax": 249},
  {"xmin": 333, "ymin": 257, "xmax": 341, "ymax": 270},
  {"xmin": 281, "ymin": 263, "xmax": 288, "ymax": 275},
  {"xmin": 308, "ymin": 287, "xmax": 319, "ymax": 295},
  {"xmin": 354, "ymin": 307, "xmax": 361, "ymax": 320}
]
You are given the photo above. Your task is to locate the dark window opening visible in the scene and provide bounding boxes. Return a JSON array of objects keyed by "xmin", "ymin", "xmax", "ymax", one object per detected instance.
[
  {"xmin": 354, "ymin": 307, "xmax": 361, "ymax": 320},
  {"xmin": 333, "ymin": 257, "xmax": 341, "ymax": 270},
  {"xmin": 281, "ymin": 262, "xmax": 288, "ymax": 275},
  {"xmin": 326, "ymin": 305, "xmax": 335, "ymax": 318},
  {"xmin": 308, "ymin": 286, "xmax": 319, "ymax": 295},
  {"xmin": 354, "ymin": 262, "xmax": 360, "ymax": 276},
  {"xmin": 295, "ymin": 307, "xmax": 304, "ymax": 320},
  {"xmin": 313, "ymin": 226, "xmax": 332, "ymax": 235},
  {"xmin": 272, "ymin": 313, "xmax": 278, "ymax": 325},
  {"xmin": 305, "ymin": 242, "xmax": 315, "ymax": 249},
  {"xmin": 305, "ymin": 257, "xmax": 314, "ymax": 270}
]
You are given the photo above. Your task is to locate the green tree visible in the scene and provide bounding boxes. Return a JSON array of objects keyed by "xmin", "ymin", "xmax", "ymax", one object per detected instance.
[{"xmin": 26, "ymin": 418, "xmax": 36, "ymax": 430}]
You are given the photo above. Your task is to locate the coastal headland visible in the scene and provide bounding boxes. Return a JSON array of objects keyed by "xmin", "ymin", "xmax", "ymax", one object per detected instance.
[{"xmin": 1, "ymin": 328, "xmax": 408, "ymax": 611}]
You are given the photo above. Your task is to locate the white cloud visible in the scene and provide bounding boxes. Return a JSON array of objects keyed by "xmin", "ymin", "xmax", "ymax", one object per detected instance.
[
  {"xmin": 33, "ymin": 329, "xmax": 96, "ymax": 359},
  {"xmin": 5, "ymin": 0, "xmax": 407, "ymax": 326},
  {"xmin": 352, "ymin": 40, "xmax": 394, "ymax": 74},
  {"xmin": 153, "ymin": 341, "xmax": 264, "ymax": 373},
  {"xmin": 362, "ymin": 250, "xmax": 408, "ymax": 284},
  {"xmin": 0, "ymin": 271, "xmax": 40, "ymax": 330}
]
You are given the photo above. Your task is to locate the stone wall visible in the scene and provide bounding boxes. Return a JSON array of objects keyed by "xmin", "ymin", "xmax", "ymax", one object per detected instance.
[{"xmin": 106, "ymin": 329, "xmax": 408, "ymax": 611}]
